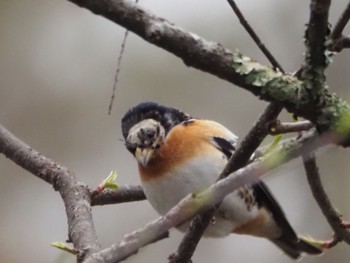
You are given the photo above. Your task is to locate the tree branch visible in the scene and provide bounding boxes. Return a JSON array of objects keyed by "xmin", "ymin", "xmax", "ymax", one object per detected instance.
[
  {"xmin": 305, "ymin": 0, "xmax": 331, "ymax": 71},
  {"xmin": 331, "ymin": 1, "xmax": 350, "ymax": 40},
  {"xmin": 0, "ymin": 115, "xmax": 340, "ymax": 263},
  {"xmin": 0, "ymin": 125, "xmax": 100, "ymax": 262},
  {"xmin": 170, "ymin": 1, "xmax": 285, "ymax": 260},
  {"xmin": 83, "ymin": 131, "xmax": 335, "ymax": 263},
  {"xmin": 300, "ymin": 0, "xmax": 330, "ymax": 116},
  {"xmin": 331, "ymin": 36, "xmax": 350, "ymax": 52},
  {"xmin": 303, "ymin": 153, "xmax": 350, "ymax": 245},
  {"xmin": 226, "ymin": 0, "xmax": 284, "ymax": 72},
  {"xmin": 269, "ymin": 120, "xmax": 314, "ymax": 135},
  {"xmin": 2, "ymin": 2, "xmax": 350, "ymax": 263},
  {"xmin": 170, "ymin": 103, "xmax": 282, "ymax": 262},
  {"xmin": 91, "ymin": 185, "xmax": 145, "ymax": 206},
  {"xmin": 68, "ymin": 0, "xmax": 290, "ymax": 103},
  {"xmin": 67, "ymin": 0, "xmax": 350, "ymax": 143}
]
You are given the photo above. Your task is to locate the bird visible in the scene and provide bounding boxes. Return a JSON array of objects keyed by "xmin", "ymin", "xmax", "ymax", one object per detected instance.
[{"xmin": 121, "ymin": 101, "xmax": 322, "ymax": 259}]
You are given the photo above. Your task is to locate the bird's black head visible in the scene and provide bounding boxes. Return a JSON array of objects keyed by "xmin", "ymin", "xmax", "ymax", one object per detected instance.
[
  {"xmin": 121, "ymin": 102, "xmax": 192, "ymax": 165},
  {"xmin": 122, "ymin": 102, "xmax": 191, "ymax": 140}
]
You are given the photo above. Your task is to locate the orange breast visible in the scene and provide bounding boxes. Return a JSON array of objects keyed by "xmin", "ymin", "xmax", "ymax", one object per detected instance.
[{"xmin": 138, "ymin": 120, "xmax": 226, "ymax": 182}]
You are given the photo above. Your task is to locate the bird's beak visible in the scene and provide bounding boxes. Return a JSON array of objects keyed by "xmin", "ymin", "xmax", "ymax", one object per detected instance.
[{"xmin": 135, "ymin": 147, "xmax": 154, "ymax": 167}]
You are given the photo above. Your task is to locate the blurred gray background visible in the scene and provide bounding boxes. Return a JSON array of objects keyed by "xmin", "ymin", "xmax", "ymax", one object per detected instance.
[{"xmin": 1, "ymin": 0, "xmax": 350, "ymax": 262}]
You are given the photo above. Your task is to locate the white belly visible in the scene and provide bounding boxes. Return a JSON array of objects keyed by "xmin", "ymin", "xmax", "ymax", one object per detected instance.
[{"xmin": 141, "ymin": 153, "xmax": 259, "ymax": 237}]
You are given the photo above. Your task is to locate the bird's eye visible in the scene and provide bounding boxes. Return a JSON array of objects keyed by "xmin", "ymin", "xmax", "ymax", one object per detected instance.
[
  {"xmin": 140, "ymin": 128, "xmax": 155, "ymax": 140},
  {"xmin": 138, "ymin": 128, "xmax": 147, "ymax": 141},
  {"xmin": 139, "ymin": 128, "xmax": 145, "ymax": 136}
]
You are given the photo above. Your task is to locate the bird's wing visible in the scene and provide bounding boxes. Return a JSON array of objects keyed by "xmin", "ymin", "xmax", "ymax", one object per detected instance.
[
  {"xmin": 212, "ymin": 136, "xmax": 236, "ymax": 159},
  {"xmin": 202, "ymin": 120, "xmax": 238, "ymax": 160},
  {"xmin": 208, "ymin": 123, "xmax": 298, "ymax": 241},
  {"xmin": 252, "ymin": 181, "xmax": 298, "ymax": 241}
]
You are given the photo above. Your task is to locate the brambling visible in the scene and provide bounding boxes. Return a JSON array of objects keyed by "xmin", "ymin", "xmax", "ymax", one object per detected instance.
[{"xmin": 121, "ymin": 102, "xmax": 322, "ymax": 259}]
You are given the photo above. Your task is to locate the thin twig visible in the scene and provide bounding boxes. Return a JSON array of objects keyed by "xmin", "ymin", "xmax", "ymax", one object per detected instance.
[
  {"xmin": 331, "ymin": 1, "xmax": 350, "ymax": 40},
  {"xmin": 227, "ymin": 0, "xmax": 284, "ymax": 72},
  {"xmin": 331, "ymin": 36, "xmax": 350, "ymax": 52},
  {"xmin": 303, "ymin": 153, "xmax": 350, "ymax": 245},
  {"xmin": 91, "ymin": 185, "xmax": 145, "ymax": 206},
  {"xmin": 269, "ymin": 120, "xmax": 314, "ymax": 135},
  {"xmin": 108, "ymin": 29, "xmax": 130, "ymax": 115},
  {"xmin": 108, "ymin": 0, "xmax": 140, "ymax": 115}
]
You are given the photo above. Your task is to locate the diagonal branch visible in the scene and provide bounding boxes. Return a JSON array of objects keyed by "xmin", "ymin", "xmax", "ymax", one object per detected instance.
[
  {"xmin": 170, "ymin": 103, "xmax": 282, "ymax": 263},
  {"xmin": 0, "ymin": 125, "xmax": 100, "ymax": 262},
  {"xmin": 67, "ymin": 0, "xmax": 350, "ymax": 143},
  {"xmin": 303, "ymin": 153, "xmax": 350, "ymax": 245},
  {"xmin": 83, "ymin": 131, "xmax": 332, "ymax": 263},
  {"xmin": 171, "ymin": 0, "xmax": 285, "ymax": 260},
  {"xmin": 227, "ymin": 0, "xmax": 284, "ymax": 72},
  {"xmin": 68, "ymin": 0, "xmax": 283, "ymax": 94},
  {"xmin": 331, "ymin": 1, "xmax": 350, "ymax": 40},
  {"xmin": 68, "ymin": 0, "xmax": 290, "ymax": 102}
]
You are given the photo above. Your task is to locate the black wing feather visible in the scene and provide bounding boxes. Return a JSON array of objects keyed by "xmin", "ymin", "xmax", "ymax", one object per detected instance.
[
  {"xmin": 212, "ymin": 136, "xmax": 236, "ymax": 159},
  {"xmin": 211, "ymin": 135, "xmax": 311, "ymax": 257},
  {"xmin": 212, "ymin": 135, "xmax": 298, "ymax": 240},
  {"xmin": 252, "ymin": 181, "xmax": 298, "ymax": 241}
]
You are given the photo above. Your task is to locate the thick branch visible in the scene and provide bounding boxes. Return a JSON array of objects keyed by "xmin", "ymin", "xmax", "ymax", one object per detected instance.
[
  {"xmin": 67, "ymin": 0, "xmax": 350, "ymax": 142},
  {"xmin": 300, "ymin": 0, "xmax": 330, "ymax": 120},
  {"xmin": 67, "ymin": 0, "xmax": 270, "ymax": 93},
  {"xmin": 0, "ymin": 125, "xmax": 100, "ymax": 262},
  {"xmin": 67, "ymin": 0, "xmax": 288, "ymax": 99},
  {"xmin": 303, "ymin": 154, "xmax": 350, "ymax": 244},
  {"xmin": 305, "ymin": 0, "xmax": 331, "ymax": 70}
]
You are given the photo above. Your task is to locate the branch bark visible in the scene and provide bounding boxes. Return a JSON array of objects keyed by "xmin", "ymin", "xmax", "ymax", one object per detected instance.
[
  {"xmin": 67, "ymin": 0, "xmax": 350, "ymax": 142},
  {"xmin": 91, "ymin": 185, "xmax": 145, "ymax": 206},
  {"xmin": 170, "ymin": 0, "xmax": 285, "ymax": 259},
  {"xmin": 226, "ymin": 0, "xmax": 284, "ymax": 72},
  {"xmin": 331, "ymin": 1, "xmax": 350, "ymax": 40},
  {"xmin": 303, "ymin": 153, "xmax": 350, "ymax": 244},
  {"xmin": 170, "ymin": 103, "xmax": 282, "ymax": 263},
  {"xmin": 269, "ymin": 120, "xmax": 314, "ymax": 135},
  {"xmin": 0, "ymin": 125, "xmax": 100, "ymax": 262},
  {"xmin": 83, "ymin": 131, "xmax": 333, "ymax": 263},
  {"xmin": 2, "ymin": 1, "xmax": 350, "ymax": 263},
  {"xmin": 305, "ymin": 0, "xmax": 331, "ymax": 72}
]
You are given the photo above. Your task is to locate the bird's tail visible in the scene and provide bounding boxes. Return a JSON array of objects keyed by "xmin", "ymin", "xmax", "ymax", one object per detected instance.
[{"xmin": 271, "ymin": 236, "xmax": 323, "ymax": 259}]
